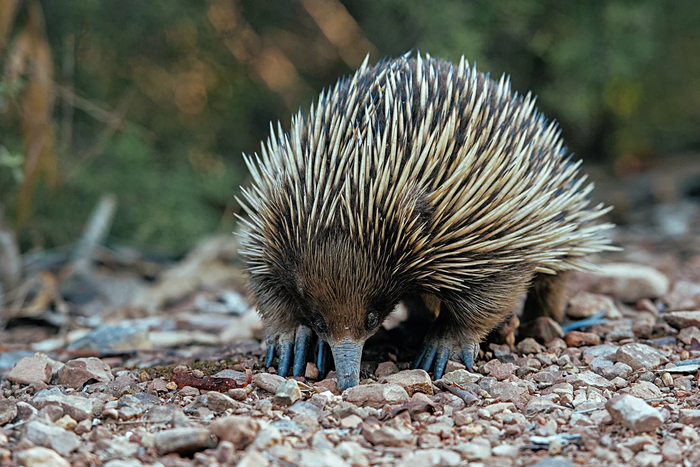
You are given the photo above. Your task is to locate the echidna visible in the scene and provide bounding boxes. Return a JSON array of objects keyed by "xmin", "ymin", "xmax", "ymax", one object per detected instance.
[{"xmin": 237, "ymin": 53, "xmax": 615, "ymax": 390}]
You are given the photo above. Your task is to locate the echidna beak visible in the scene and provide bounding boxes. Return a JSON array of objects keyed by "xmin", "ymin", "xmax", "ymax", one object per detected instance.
[{"xmin": 331, "ymin": 337, "xmax": 363, "ymax": 391}]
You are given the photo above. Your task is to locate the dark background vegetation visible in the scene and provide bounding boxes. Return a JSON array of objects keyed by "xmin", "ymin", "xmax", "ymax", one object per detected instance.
[{"xmin": 1, "ymin": 0, "xmax": 699, "ymax": 255}]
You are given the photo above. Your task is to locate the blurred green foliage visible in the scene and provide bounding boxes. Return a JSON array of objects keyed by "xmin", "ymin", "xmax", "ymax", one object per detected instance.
[{"xmin": 1, "ymin": 0, "xmax": 699, "ymax": 254}]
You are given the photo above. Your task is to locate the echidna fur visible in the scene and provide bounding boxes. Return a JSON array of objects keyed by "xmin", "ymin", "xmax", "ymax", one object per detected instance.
[{"xmin": 236, "ymin": 52, "xmax": 616, "ymax": 390}]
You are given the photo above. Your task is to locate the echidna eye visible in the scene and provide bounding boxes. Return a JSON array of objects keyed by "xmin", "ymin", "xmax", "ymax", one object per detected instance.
[
  {"xmin": 366, "ymin": 313, "xmax": 379, "ymax": 329},
  {"xmin": 315, "ymin": 319, "xmax": 328, "ymax": 334}
]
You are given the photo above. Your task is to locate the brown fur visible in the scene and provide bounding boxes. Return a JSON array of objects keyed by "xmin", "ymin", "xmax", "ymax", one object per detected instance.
[{"xmin": 521, "ymin": 272, "xmax": 571, "ymax": 324}]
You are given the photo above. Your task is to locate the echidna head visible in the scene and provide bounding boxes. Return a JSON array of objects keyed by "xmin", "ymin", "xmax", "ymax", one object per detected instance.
[{"xmin": 284, "ymin": 234, "xmax": 403, "ymax": 389}]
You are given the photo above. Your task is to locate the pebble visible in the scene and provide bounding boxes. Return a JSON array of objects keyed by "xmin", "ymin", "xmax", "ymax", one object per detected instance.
[
  {"xmin": 616, "ymin": 343, "xmax": 665, "ymax": 370},
  {"xmin": 665, "ymin": 311, "xmax": 700, "ymax": 330},
  {"xmin": 58, "ymin": 357, "xmax": 114, "ymax": 389},
  {"xmin": 481, "ymin": 360, "xmax": 515, "ymax": 380},
  {"xmin": 375, "ymin": 361, "xmax": 400, "ymax": 377},
  {"xmin": 341, "ymin": 414, "xmax": 363, "ymax": 429},
  {"xmin": 14, "ymin": 447, "xmax": 71, "ymax": 467},
  {"xmin": 209, "ymin": 415, "xmax": 259, "ymax": 449},
  {"xmin": 565, "ymin": 331, "xmax": 600, "ymax": 346},
  {"xmin": 0, "ymin": 399, "xmax": 17, "ymax": 426},
  {"xmin": 442, "ymin": 369, "xmax": 481, "ymax": 385},
  {"xmin": 379, "ymin": 369, "xmax": 432, "ymax": 396},
  {"xmin": 517, "ymin": 338, "xmax": 544, "ymax": 354},
  {"xmin": 344, "ymin": 383, "xmax": 409, "ymax": 408},
  {"xmin": 305, "ymin": 362, "xmax": 320, "ymax": 380},
  {"xmin": 253, "ymin": 373, "xmax": 286, "ymax": 393},
  {"xmin": 679, "ymin": 409, "xmax": 700, "ymax": 426},
  {"xmin": 605, "ymin": 395, "xmax": 664, "ymax": 432},
  {"xmin": 567, "ymin": 292, "xmax": 619, "ymax": 319},
  {"xmin": 31, "ymin": 388, "xmax": 95, "ymax": 421},
  {"xmin": 7, "ymin": 356, "xmax": 53, "ymax": 385},
  {"xmin": 398, "ymin": 448, "xmax": 462, "ymax": 466},
  {"xmin": 275, "ymin": 379, "xmax": 302, "ymax": 406},
  {"xmin": 592, "ymin": 263, "xmax": 669, "ymax": 302},
  {"xmin": 452, "ymin": 437, "xmax": 492, "ymax": 460},
  {"xmin": 185, "ymin": 391, "xmax": 238, "ymax": 414},
  {"xmin": 154, "ymin": 427, "xmax": 217, "ymax": 455},
  {"xmin": 678, "ymin": 326, "xmax": 700, "ymax": 344},
  {"xmin": 237, "ymin": 450, "xmax": 270, "ymax": 467},
  {"xmin": 566, "ymin": 371, "xmax": 615, "ymax": 389},
  {"xmin": 361, "ymin": 417, "xmax": 416, "ymax": 447},
  {"xmin": 530, "ymin": 459, "xmax": 573, "ymax": 467},
  {"xmin": 23, "ymin": 420, "xmax": 80, "ymax": 456}
]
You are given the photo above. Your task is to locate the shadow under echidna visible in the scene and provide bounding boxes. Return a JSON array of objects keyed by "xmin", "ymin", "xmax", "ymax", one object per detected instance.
[{"xmin": 236, "ymin": 52, "xmax": 617, "ymax": 391}]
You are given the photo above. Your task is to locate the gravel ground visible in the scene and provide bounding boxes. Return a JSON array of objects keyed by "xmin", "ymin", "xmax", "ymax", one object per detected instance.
[{"xmin": 2, "ymin": 233, "xmax": 700, "ymax": 467}]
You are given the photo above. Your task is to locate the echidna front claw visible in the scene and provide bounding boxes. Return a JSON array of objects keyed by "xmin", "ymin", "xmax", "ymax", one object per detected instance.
[
  {"xmin": 413, "ymin": 335, "xmax": 480, "ymax": 380},
  {"xmin": 316, "ymin": 339, "xmax": 330, "ymax": 377},
  {"xmin": 293, "ymin": 325, "xmax": 313, "ymax": 377},
  {"xmin": 265, "ymin": 326, "xmax": 327, "ymax": 378},
  {"xmin": 277, "ymin": 333, "xmax": 295, "ymax": 377}
]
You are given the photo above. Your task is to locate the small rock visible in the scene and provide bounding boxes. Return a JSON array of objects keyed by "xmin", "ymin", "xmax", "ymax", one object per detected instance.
[
  {"xmin": 7, "ymin": 356, "xmax": 52, "ymax": 385},
  {"xmin": 23, "ymin": 420, "xmax": 80, "ymax": 456},
  {"xmin": 629, "ymin": 381, "xmax": 662, "ymax": 399},
  {"xmin": 297, "ymin": 449, "xmax": 351, "ymax": 467},
  {"xmin": 601, "ymin": 362, "xmax": 634, "ymax": 380},
  {"xmin": 341, "ymin": 414, "xmax": 363, "ymax": 429},
  {"xmin": 375, "ymin": 361, "xmax": 399, "ymax": 377},
  {"xmin": 250, "ymin": 425, "xmax": 283, "ymax": 450},
  {"xmin": 517, "ymin": 338, "xmax": 544, "ymax": 354},
  {"xmin": 344, "ymin": 384, "xmax": 409, "ymax": 408},
  {"xmin": 178, "ymin": 385, "xmax": 200, "ymax": 397},
  {"xmin": 275, "ymin": 379, "xmax": 301, "ymax": 406},
  {"xmin": 678, "ymin": 326, "xmax": 700, "ymax": 344},
  {"xmin": 361, "ymin": 417, "xmax": 416, "ymax": 447},
  {"xmin": 492, "ymin": 444, "xmax": 519, "ymax": 457},
  {"xmin": 58, "ymin": 357, "xmax": 114, "ymax": 389},
  {"xmin": 31, "ymin": 388, "xmax": 95, "ymax": 421},
  {"xmin": 661, "ymin": 438, "xmax": 684, "ymax": 463},
  {"xmin": 398, "ymin": 448, "xmax": 462, "ymax": 466},
  {"xmin": 605, "ymin": 395, "xmax": 664, "ymax": 432},
  {"xmin": 185, "ymin": 392, "xmax": 238, "ymax": 414},
  {"xmin": 53, "ymin": 415, "xmax": 77, "ymax": 431},
  {"xmin": 209, "ymin": 416, "xmax": 259, "ymax": 449},
  {"xmin": 452, "ymin": 437, "xmax": 492, "ymax": 461},
  {"xmin": 14, "ymin": 447, "xmax": 70, "ymax": 467},
  {"xmin": 592, "ymin": 263, "xmax": 669, "ymax": 302},
  {"xmin": 489, "ymin": 381, "xmax": 530, "ymax": 404},
  {"xmin": 104, "ymin": 461, "xmax": 143, "ymax": 467},
  {"xmin": 253, "ymin": 373, "xmax": 286, "ymax": 393},
  {"xmin": 212, "ymin": 369, "xmax": 249, "ymax": 386},
  {"xmin": 520, "ymin": 317, "xmax": 564, "ymax": 343},
  {"xmin": 154, "ymin": 427, "xmax": 217, "ymax": 455},
  {"xmin": 582, "ymin": 344, "xmax": 619, "ymax": 362},
  {"xmin": 530, "ymin": 459, "xmax": 573, "ymax": 467},
  {"xmin": 379, "ymin": 369, "xmax": 432, "ymax": 396},
  {"xmin": 565, "ymin": 331, "xmax": 600, "ymax": 347},
  {"xmin": 566, "ymin": 371, "xmax": 614, "ymax": 389},
  {"xmin": 442, "ymin": 369, "xmax": 481, "ymax": 385},
  {"xmin": 237, "ymin": 450, "xmax": 270, "ymax": 467},
  {"xmin": 616, "ymin": 343, "xmax": 665, "ymax": 370},
  {"xmin": 305, "ymin": 362, "xmax": 319, "ymax": 380},
  {"xmin": 679, "ymin": 409, "xmax": 700, "ymax": 426},
  {"xmin": 664, "ymin": 311, "xmax": 700, "ymax": 329},
  {"xmin": 0, "ymin": 399, "xmax": 17, "ymax": 426},
  {"xmin": 444, "ymin": 360, "xmax": 466, "ymax": 373},
  {"xmin": 568, "ymin": 291, "xmax": 620, "ymax": 319},
  {"xmin": 481, "ymin": 360, "xmax": 515, "ymax": 380}
]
